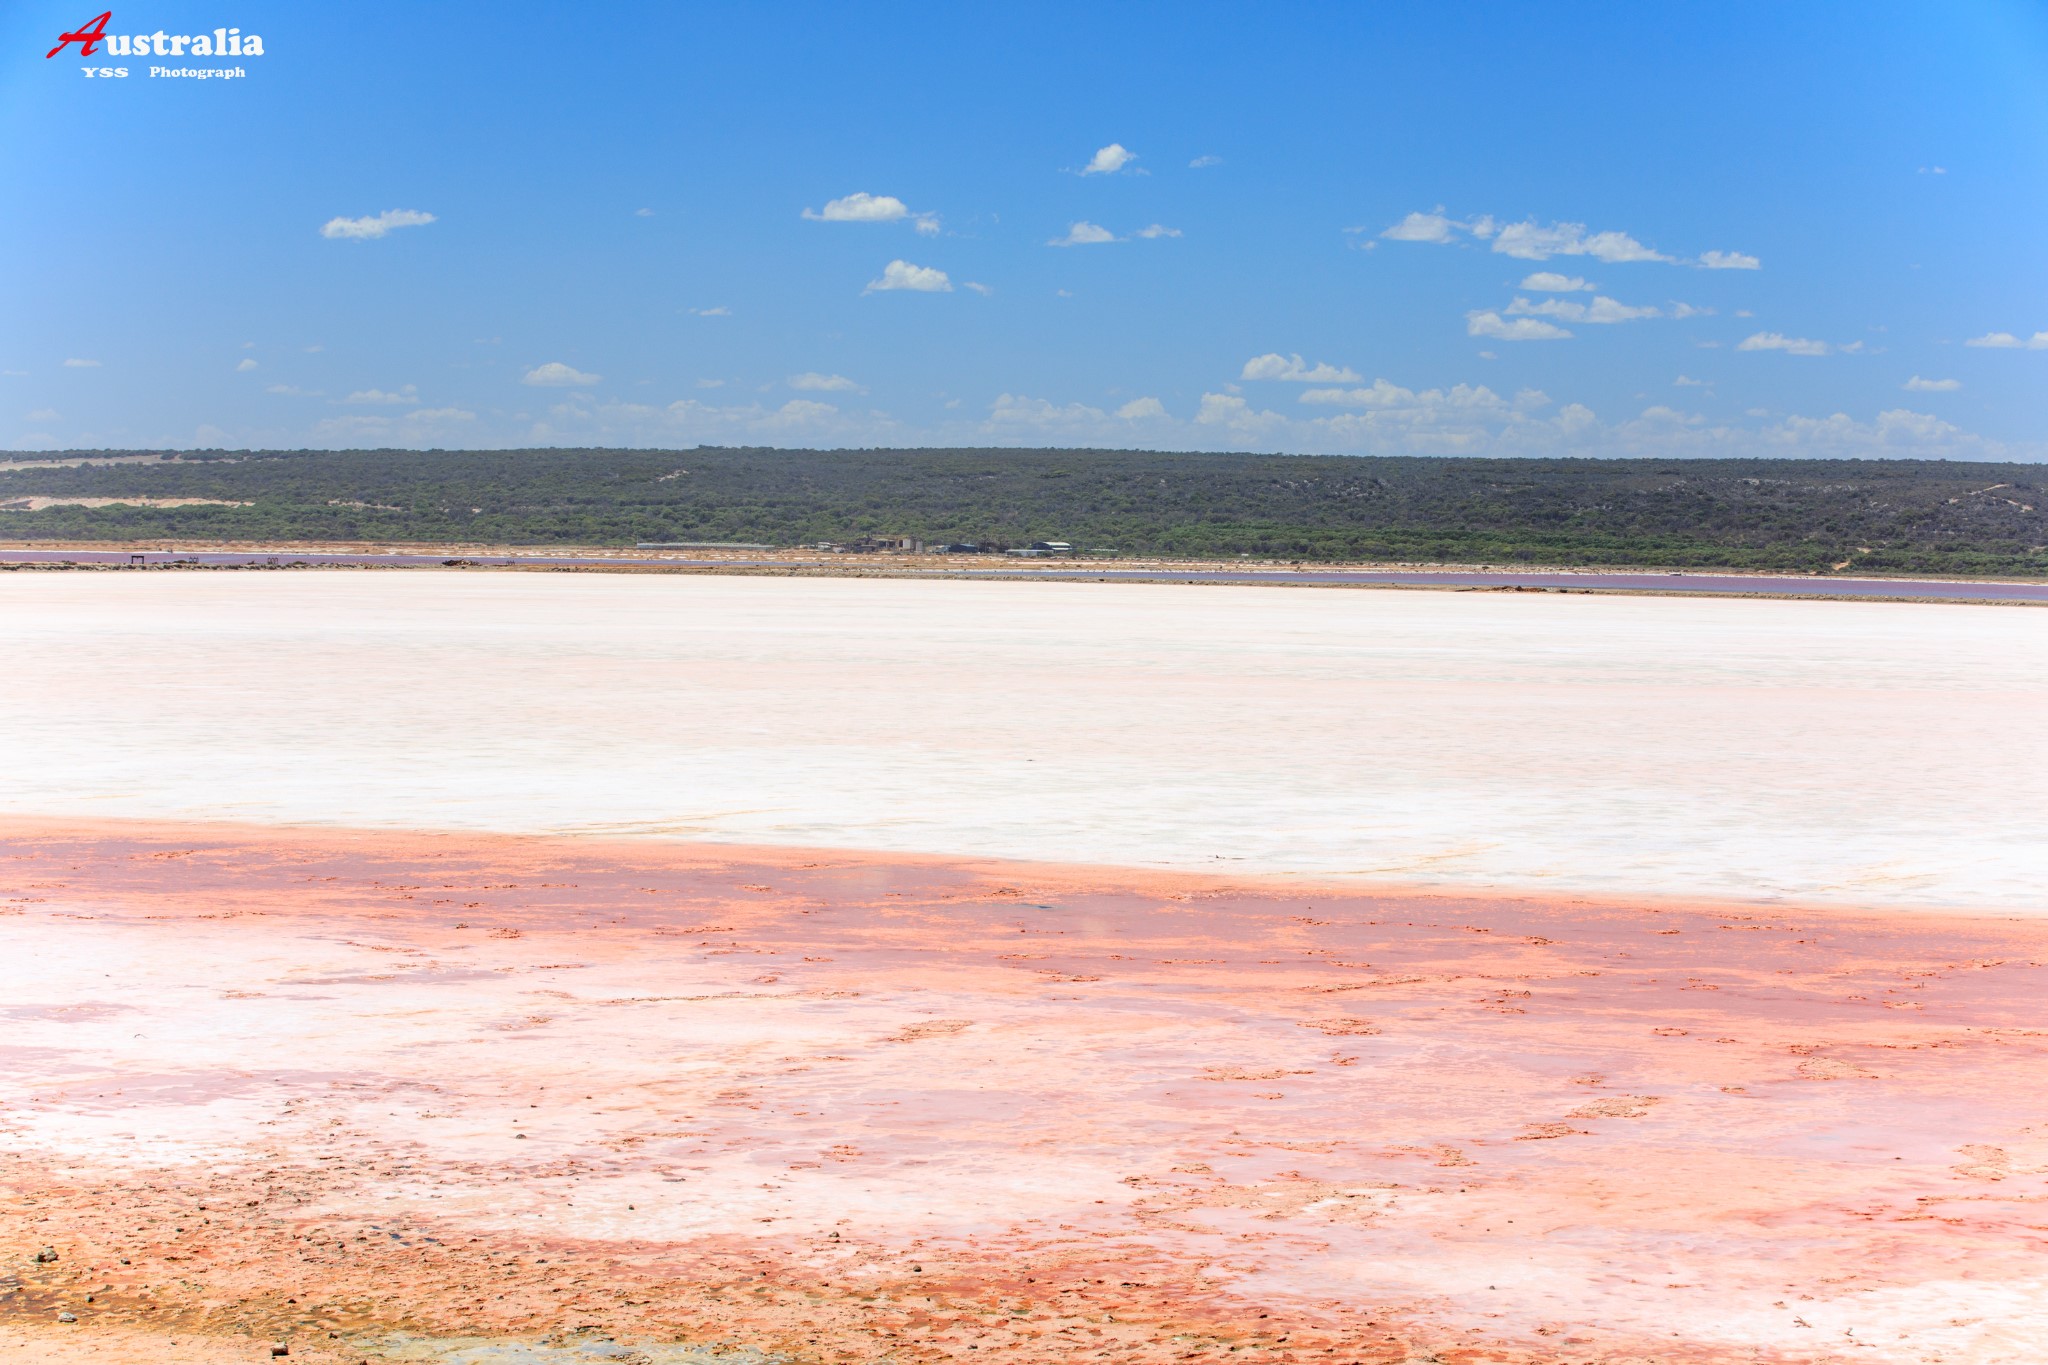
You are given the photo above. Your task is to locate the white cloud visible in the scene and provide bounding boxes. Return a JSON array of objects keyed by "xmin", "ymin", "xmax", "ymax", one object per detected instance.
[
  {"xmin": 1381, "ymin": 212, "xmax": 1700, "ymax": 265},
  {"xmin": 265, "ymin": 384, "xmax": 321, "ymax": 396},
  {"xmin": 768, "ymin": 399, "xmax": 838, "ymax": 425},
  {"xmin": 1578, "ymin": 231, "xmax": 1668, "ymax": 263},
  {"xmin": 864, "ymin": 260, "xmax": 952, "ymax": 293},
  {"xmin": 687, "ymin": 306, "xmax": 730, "ymax": 317},
  {"xmin": 1466, "ymin": 311, "xmax": 1571, "ymax": 341},
  {"xmin": 235, "ymin": 358, "xmax": 259, "ymax": 372},
  {"xmin": 1763, "ymin": 407, "xmax": 1980, "ymax": 455},
  {"xmin": 1699, "ymin": 250, "xmax": 1761, "ymax": 270},
  {"xmin": 344, "ymin": 385, "xmax": 420, "ymax": 405},
  {"xmin": 637, "ymin": 397, "xmax": 833, "ymax": 437},
  {"xmin": 63, "ymin": 358, "xmax": 100, "ymax": 367},
  {"xmin": 1240, "ymin": 353, "xmax": 1363, "ymax": 383},
  {"xmin": 1297, "ymin": 379, "xmax": 1506, "ymax": 411},
  {"xmin": 521, "ymin": 362, "xmax": 602, "ymax": 386},
  {"xmin": 583, "ymin": 401, "xmax": 653, "ymax": 420},
  {"xmin": 1506, "ymin": 295, "xmax": 1660, "ymax": 324},
  {"xmin": 1668, "ymin": 302, "xmax": 1712, "ymax": 319},
  {"xmin": 26, "ymin": 408, "xmax": 57, "ymax": 421},
  {"xmin": 1520, "ymin": 272, "xmax": 1592, "ymax": 292},
  {"xmin": 1380, "ymin": 211, "xmax": 1463, "ymax": 244},
  {"xmin": 788, "ymin": 372, "xmax": 864, "ymax": 393},
  {"xmin": 1189, "ymin": 155, "xmax": 1222, "ymax": 168},
  {"xmin": 1133, "ymin": 223, "xmax": 1182, "ymax": 239},
  {"xmin": 1195, "ymin": 393, "xmax": 1248, "ymax": 423},
  {"xmin": 1492, "ymin": 221, "xmax": 1670, "ymax": 263},
  {"xmin": 1737, "ymin": 332, "xmax": 1829, "ymax": 356},
  {"xmin": 407, "ymin": 406, "xmax": 475, "ymax": 423},
  {"xmin": 320, "ymin": 208, "xmax": 436, "ymax": 240},
  {"xmin": 1116, "ymin": 397, "xmax": 1168, "ymax": 419},
  {"xmin": 1050, "ymin": 221, "xmax": 1118, "ymax": 247},
  {"xmin": 405, "ymin": 390, "xmax": 2035, "ymax": 461},
  {"xmin": 1081, "ymin": 143, "xmax": 1136, "ymax": 175},
  {"xmin": 1965, "ymin": 330, "xmax": 2048, "ymax": 349},
  {"xmin": 635, "ymin": 208, "xmax": 654, "ymax": 217},
  {"xmin": 646, "ymin": 397, "xmax": 853, "ymax": 436},
  {"xmin": 1194, "ymin": 392, "xmax": 1287, "ymax": 434},
  {"xmin": 962, "ymin": 281, "xmax": 994, "ymax": 296},
  {"xmin": 1903, "ymin": 375, "xmax": 1961, "ymax": 392},
  {"xmin": 1286, "ymin": 397, "xmax": 2023, "ymax": 466},
  {"xmin": 990, "ymin": 393, "xmax": 1107, "ymax": 425},
  {"xmin": 913, "ymin": 214, "xmax": 941, "ymax": 236},
  {"xmin": 803, "ymin": 192, "xmax": 910, "ymax": 223},
  {"xmin": 311, "ymin": 414, "xmax": 396, "ymax": 439},
  {"xmin": 1673, "ymin": 375, "xmax": 1708, "ymax": 387}
]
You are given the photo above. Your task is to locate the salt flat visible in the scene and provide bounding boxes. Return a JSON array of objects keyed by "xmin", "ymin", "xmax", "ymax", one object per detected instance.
[
  {"xmin": 2, "ymin": 571, "xmax": 2042, "ymax": 910},
  {"xmin": 3, "ymin": 571, "xmax": 2046, "ymax": 1365}
]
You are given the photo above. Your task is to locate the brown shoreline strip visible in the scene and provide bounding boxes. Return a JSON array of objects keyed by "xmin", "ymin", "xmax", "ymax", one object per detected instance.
[{"xmin": 3, "ymin": 544, "xmax": 2044, "ymax": 605}]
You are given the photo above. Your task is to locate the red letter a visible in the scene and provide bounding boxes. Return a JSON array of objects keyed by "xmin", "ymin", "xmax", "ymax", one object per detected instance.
[{"xmin": 47, "ymin": 12, "xmax": 113, "ymax": 58}]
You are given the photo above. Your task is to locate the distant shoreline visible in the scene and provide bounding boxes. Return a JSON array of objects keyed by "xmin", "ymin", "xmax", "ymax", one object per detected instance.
[{"xmin": 3, "ymin": 540, "xmax": 2045, "ymax": 605}]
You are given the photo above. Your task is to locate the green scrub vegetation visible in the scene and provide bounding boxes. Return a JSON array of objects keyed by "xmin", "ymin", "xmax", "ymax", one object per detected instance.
[{"xmin": 4, "ymin": 447, "xmax": 2043, "ymax": 576}]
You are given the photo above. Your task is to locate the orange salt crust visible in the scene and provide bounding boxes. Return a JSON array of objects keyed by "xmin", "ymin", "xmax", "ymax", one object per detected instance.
[{"xmin": 2, "ymin": 818, "xmax": 2045, "ymax": 1363}]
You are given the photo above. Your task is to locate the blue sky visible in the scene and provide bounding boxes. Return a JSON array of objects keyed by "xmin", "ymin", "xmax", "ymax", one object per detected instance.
[{"xmin": 5, "ymin": 1, "xmax": 2047, "ymax": 458}]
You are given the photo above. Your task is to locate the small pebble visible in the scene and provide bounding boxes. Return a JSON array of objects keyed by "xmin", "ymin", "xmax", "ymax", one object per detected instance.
[{"xmin": 57, "ymin": 1312, "xmax": 77, "ymax": 1323}]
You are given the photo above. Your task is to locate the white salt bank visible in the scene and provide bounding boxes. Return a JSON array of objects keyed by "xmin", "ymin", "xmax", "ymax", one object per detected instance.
[{"xmin": 1, "ymin": 572, "xmax": 2041, "ymax": 911}]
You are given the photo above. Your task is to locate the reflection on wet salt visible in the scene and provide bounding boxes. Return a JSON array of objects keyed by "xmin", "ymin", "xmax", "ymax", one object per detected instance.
[{"xmin": 2, "ymin": 572, "xmax": 2041, "ymax": 911}]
